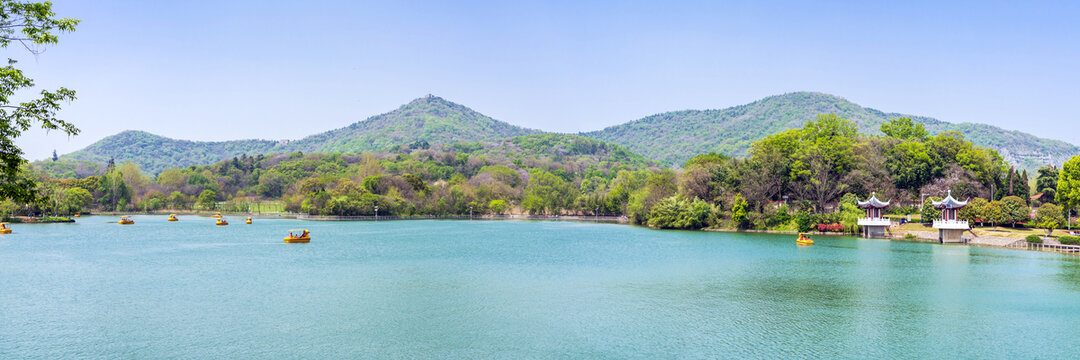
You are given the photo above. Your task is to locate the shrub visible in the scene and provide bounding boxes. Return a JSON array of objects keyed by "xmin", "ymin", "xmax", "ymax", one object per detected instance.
[
  {"xmin": 764, "ymin": 204, "xmax": 791, "ymax": 228},
  {"xmin": 1026, "ymin": 234, "xmax": 1043, "ymax": 244},
  {"xmin": 904, "ymin": 233, "xmax": 917, "ymax": 239},
  {"xmin": 793, "ymin": 211, "xmax": 813, "ymax": 233},
  {"xmin": 1059, "ymin": 235, "xmax": 1080, "ymax": 245}
]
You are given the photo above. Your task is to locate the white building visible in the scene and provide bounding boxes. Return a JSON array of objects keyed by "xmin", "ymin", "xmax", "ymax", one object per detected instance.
[
  {"xmin": 857, "ymin": 192, "xmax": 891, "ymax": 237},
  {"xmin": 931, "ymin": 190, "xmax": 970, "ymax": 243}
]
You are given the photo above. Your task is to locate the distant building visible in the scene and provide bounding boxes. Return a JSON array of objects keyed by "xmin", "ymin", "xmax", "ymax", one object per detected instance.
[
  {"xmin": 932, "ymin": 190, "xmax": 970, "ymax": 243},
  {"xmin": 857, "ymin": 192, "xmax": 891, "ymax": 237}
]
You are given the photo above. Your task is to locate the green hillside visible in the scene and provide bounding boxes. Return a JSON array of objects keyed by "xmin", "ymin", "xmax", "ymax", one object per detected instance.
[
  {"xmin": 49, "ymin": 92, "xmax": 1078, "ymax": 175},
  {"xmin": 52, "ymin": 95, "xmax": 540, "ymax": 175},
  {"xmin": 581, "ymin": 92, "xmax": 1078, "ymax": 169},
  {"xmin": 471, "ymin": 133, "xmax": 659, "ymax": 169},
  {"xmin": 58, "ymin": 130, "xmax": 281, "ymax": 174},
  {"xmin": 281, "ymin": 95, "xmax": 541, "ymax": 153}
]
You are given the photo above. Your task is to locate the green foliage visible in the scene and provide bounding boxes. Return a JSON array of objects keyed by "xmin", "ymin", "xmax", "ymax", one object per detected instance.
[
  {"xmin": 1000, "ymin": 196, "xmax": 1029, "ymax": 227},
  {"xmin": 197, "ymin": 189, "xmax": 217, "ymax": 210},
  {"xmin": 1034, "ymin": 203, "xmax": 1065, "ymax": 236},
  {"xmin": 646, "ymin": 196, "xmax": 714, "ymax": 230},
  {"xmin": 732, "ymin": 193, "xmax": 749, "ymax": 229},
  {"xmin": 1059, "ymin": 235, "xmax": 1080, "ymax": 245},
  {"xmin": 683, "ymin": 152, "xmax": 730, "ymax": 168},
  {"xmin": 983, "ymin": 200, "xmax": 1005, "ymax": 227},
  {"xmin": 1058, "ymin": 155, "xmax": 1080, "ymax": 214},
  {"xmin": 793, "ymin": 210, "xmax": 813, "ymax": 233},
  {"xmin": 1, "ymin": 1, "xmax": 80, "ymax": 202},
  {"xmin": 1036, "ymin": 165, "xmax": 1059, "ymax": 203},
  {"xmin": 97, "ymin": 167, "xmax": 130, "ymax": 210},
  {"xmin": 886, "ymin": 141, "xmax": 938, "ymax": 190},
  {"xmin": 522, "ymin": 169, "xmax": 576, "ymax": 214},
  {"xmin": 1026, "ymin": 234, "xmax": 1043, "ymax": 243},
  {"xmin": 488, "ymin": 199, "xmax": 507, "ymax": 214},
  {"xmin": 959, "ymin": 198, "xmax": 988, "ymax": 225},
  {"xmin": 880, "ymin": 117, "xmax": 929, "ymax": 141},
  {"xmin": 921, "ymin": 197, "xmax": 941, "ymax": 223},
  {"xmin": 904, "ymin": 233, "xmax": 917, "ymax": 239}
]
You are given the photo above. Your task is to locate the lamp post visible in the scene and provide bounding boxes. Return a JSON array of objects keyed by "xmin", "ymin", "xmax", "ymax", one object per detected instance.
[
  {"xmin": 374, "ymin": 206, "xmax": 378, "ymax": 221},
  {"xmin": 595, "ymin": 206, "xmax": 599, "ymax": 221},
  {"xmin": 469, "ymin": 206, "xmax": 473, "ymax": 220}
]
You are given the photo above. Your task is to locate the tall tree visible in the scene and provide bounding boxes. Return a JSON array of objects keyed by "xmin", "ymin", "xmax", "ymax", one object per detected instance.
[
  {"xmin": 1000, "ymin": 196, "xmax": 1028, "ymax": 227},
  {"xmin": 1058, "ymin": 155, "xmax": 1080, "ymax": 228},
  {"xmin": 0, "ymin": 1, "xmax": 79, "ymax": 202},
  {"xmin": 1036, "ymin": 165, "xmax": 1059, "ymax": 203},
  {"xmin": 790, "ymin": 114, "xmax": 858, "ymax": 211}
]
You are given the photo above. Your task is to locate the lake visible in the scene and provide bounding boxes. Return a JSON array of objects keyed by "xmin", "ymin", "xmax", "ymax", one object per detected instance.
[{"xmin": 3, "ymin": 215, "xmax": 1080, "ymax": 358}]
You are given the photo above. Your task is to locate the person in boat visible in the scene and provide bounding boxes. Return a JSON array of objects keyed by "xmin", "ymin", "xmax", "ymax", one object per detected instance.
[
  {"xmin": 1, "ymin": 223, "xmax": 6, "ymax": 230},
  {"xmin": 301, "ymin": 230, "xmax": 309, "ymax": 238}
]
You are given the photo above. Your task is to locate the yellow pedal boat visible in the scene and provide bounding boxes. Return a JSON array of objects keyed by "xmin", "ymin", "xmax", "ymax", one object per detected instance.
[
  {"xmin": 216, "ymin": 218, "xmax": 229, "ymax": 226},
  {"xmin": 168, "ymin": 214, "xmax": 179, "ymax": 221},
  {"xmin": 118, "ymin": 216, "xmax": 134, "ymax": 225},
  {"xmin": 245, "ymin": 217, "xmax": 252, "ymax": 224},
  {"xmin": 0, "ymin": 223, "xmax": 11, "ymax": 234},
  {"xmin": 285, "ymin": 229, "xmax": 310, "ymax": 243},
  {"xmin": 796, "ymin": 233, "xmax": 814, "ymax": 246}
]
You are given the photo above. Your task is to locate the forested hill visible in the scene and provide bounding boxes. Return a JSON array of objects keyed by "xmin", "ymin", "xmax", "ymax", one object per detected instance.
[
  {"xmin": 580, "ymin": 92, "xmax": 1078, "ymax": 169},
  {"xmin": 51, "ymin": 92, "xmax": 1077, "ymax": 174},
  {"xmin": 58, "ymin": 130, "xmax": 281, "ymax": 175},
  {"xmin": 54, "ymin": 95, "xmax": 541, "ymax": 174},
  {"xmin": 280, "ymin": 95, "xmax": 541, "ymax": 154}
]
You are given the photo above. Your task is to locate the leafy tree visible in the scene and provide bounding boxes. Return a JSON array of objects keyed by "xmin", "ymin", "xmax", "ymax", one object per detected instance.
[
  {"xmin": 921, "ymin": 197, "xmax": 941, "ymax": 223},
  {"xmin": 732, "ymin": 193, "xmax": 749, "ymax": 229},
  {"xmin": 197, "ymin": 189, "xmax": 217, "ymax": 210},
  {"xmin": 880, "ymin": 117, "xmax": 928, "ymax": 141},
  {"xmin": 790, "ymin": 114, "xmax": 858, "ymax": 210},
  {"xmin": 97, "ymin": 167, "xmax": 130, "ymax": 210},
  {"xmin": 63, "ymin": 186, "xmax": 92, "ymax": 214},
  {"xmin": 886, "ymin": 141, "xmax": 938, "ymax": 190},
  {"xmin": 647, "ymin": 196, "xmax": 712, "ymax": 230},
  {"xmin": 1034, "ymin": 203, "xmax": 1065, "ymax": 236},
  {"xmin": 488, "ymin": 199, "xmax": 507, "ymax": 214},
  {"xmin": 1000, "ymin": 196, "xmax": 1028, "ymax": 227},
  {"xmin": 0, "ymin": 1, "xmax": 80, "ymax": 202},
  {"xmin": 959, "ymin": 197, "xmax": 987, "ymax": 226},
  {"xmin": 168, "ymin": 191, "xmax": 187, "ymax": 209},
  {"xmin": 1058, "ymin": 155, "xmax": 1080, "ymax": 224},
  {"xmin": 983, "ymin": 200, "xmax": 1005, "ymax": 228},
  {"xmin": 522, "ymin": 169, "xmax": 575, "ymax": 214},
  {"xmin": 1036, "ymin": 165, "xmax": 1059, "ymax": 203}
]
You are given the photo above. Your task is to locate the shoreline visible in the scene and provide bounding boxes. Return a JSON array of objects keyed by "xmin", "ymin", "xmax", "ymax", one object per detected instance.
[{"xmin": 76, "ymin": 212, "xmax": 1080, "ymax": 255}]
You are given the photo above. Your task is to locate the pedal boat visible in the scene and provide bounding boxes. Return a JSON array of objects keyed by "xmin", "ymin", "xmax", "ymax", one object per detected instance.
[{"xmin": 285, "ymin": 229, "xmax": 310, "ymax": 243}]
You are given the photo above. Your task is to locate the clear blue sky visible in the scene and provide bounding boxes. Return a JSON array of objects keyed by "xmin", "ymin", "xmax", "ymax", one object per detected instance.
[{"xmin": 14, "ymin": 0, "xmax": 1080, "ymax": 160}]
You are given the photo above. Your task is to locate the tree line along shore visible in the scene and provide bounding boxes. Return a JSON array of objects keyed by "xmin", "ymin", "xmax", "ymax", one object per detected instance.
[{"xmin": 7, "ymin": 116, "xmax": 1080, "ymax": 239}]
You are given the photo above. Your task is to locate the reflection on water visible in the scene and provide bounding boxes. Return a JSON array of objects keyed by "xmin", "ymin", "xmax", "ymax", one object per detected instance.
[{"xmin": 2, "ymin": 216, "xmax": 1080, "ymax": 358}]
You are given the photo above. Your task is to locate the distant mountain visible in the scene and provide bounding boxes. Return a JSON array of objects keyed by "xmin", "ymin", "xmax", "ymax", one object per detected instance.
[
  {"xmin": 581, "ymin": 92, "xmax": 1078, "ymax": 169},
  {"xmin": 59, "ymin": 130, "xmax": 280, "ymax": 174},
  {"xmin": 280, "ymin": 95, "xmax": 541, "ymax": 153},
  {"xmin": 51, "ymin": 92, "xmax": 1077, "ymax": 175},
  {"xmin": 55, "ymin": 95, "xmax": 541, "ymax": 174}
]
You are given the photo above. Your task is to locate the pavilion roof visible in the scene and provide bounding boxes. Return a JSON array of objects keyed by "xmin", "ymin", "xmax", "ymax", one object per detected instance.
[
  {"xmin": 857, "ymin": 192, "xmax": 890, "ymax": 208},
  {"xmin": 932, "ymin": 190, "xmax": 968, "ymax": 209}
]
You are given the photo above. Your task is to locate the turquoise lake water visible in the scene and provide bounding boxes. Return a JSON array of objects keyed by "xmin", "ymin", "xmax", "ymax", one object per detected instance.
[{"xmin": 3, "ymin": 215, "xmax": 1080, "ymax": 358}]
